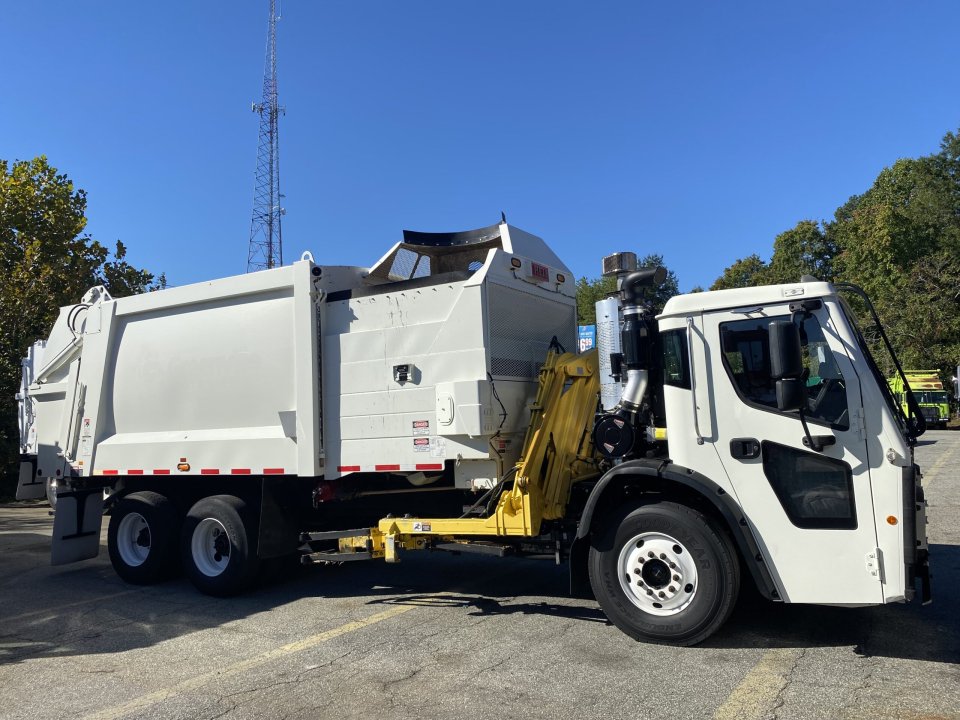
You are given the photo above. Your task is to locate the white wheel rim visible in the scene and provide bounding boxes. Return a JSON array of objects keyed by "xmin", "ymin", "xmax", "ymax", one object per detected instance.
[
  {"xmin": 116, "ymin": 512, "xmax": 151, "ymax": 567},
  {"xmin": 191, "ymin": 518, "xmax": 231, "ymax": 577},
  {"xmin": 617, "ymin": 532, "xmax": 699, "ymax": 617}
]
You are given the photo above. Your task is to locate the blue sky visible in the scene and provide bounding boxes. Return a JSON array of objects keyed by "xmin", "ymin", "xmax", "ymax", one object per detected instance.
[{"xmin": 4, "ymin": 1, "xmax": 960, "ymax": 291}]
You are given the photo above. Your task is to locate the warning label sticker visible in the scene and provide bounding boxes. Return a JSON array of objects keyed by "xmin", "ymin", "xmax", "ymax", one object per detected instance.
[
  {"xmin": 413, "ymin": 437, "xmax": 431, "ymax": 452},
  {"xmin": 412, "ymin": 420, "xmax": 430, "ymax": 435},
  {"xmin": 412, "ymin": 521, "xmax": 432, "ymax": 532}
]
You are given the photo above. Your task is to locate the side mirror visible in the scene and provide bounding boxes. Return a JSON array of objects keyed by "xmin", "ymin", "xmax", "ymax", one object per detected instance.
[
  {"xmin": 769, "ymin": 320, "xmax": 802, "ymax": 379},
  {"xmin": 776, "ymin": 378, "xmax": 805, "ymax": 412}
]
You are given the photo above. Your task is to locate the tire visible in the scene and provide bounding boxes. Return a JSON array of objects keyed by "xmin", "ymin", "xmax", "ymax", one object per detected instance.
[
  {"xmin": 588, "ymin": 501, "xmax": 740, "ymax": 646},
  {"xmin": 181, "ymin": 495, "xmax": 260, "ymax": 597},
  {"xmin": 107, "ymin": 491, "xmax": 180, "ymax": 585}
]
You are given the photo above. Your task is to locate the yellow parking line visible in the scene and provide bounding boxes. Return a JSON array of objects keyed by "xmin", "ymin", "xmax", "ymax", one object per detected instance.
[
  {"xmin": 712, "ymin": 648, "xmax": 801, "ymax": 720},
  {"xmin": 82, "ymin": 604, "xmax": 415, "ymax": 720}
]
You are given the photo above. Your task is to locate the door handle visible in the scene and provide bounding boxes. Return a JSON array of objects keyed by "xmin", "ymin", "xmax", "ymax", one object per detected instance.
[
  {"xmin": 802, "ymin": 434, "xmax": 836, "ymax": 452},
  {"xmin": 729, "ymin": 438, "xmax": 761, "ymax": 459}
]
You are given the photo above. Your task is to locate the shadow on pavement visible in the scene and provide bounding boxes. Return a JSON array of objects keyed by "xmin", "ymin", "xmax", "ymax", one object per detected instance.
[{"xmin": 0, "ymin": 535, "xmax": 956, "ymax": 666}]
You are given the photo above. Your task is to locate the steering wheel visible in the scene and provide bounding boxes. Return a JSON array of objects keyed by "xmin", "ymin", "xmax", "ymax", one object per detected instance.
[{"xmin": 806, "ymin": 378, "xmax": 845, "ymax": 422}]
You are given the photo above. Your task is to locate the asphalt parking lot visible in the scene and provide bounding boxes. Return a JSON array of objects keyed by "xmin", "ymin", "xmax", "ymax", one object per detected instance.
[{"xmin": 1, "ymin": 432, "xmax": 958, "ymax": 720}]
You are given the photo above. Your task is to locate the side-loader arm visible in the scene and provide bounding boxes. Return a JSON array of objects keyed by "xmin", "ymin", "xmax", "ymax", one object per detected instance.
[{"xmin": 332, "ymin": 349, "xmax": 601, "ymax": 560}]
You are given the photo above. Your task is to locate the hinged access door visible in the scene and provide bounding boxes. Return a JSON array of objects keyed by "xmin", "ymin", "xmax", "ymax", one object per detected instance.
[{"xmin": 701, "ymin": 305, "xmax": 882, "ymax": 604}]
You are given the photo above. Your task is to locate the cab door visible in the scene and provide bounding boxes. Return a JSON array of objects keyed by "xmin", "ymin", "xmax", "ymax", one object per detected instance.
[{"xmin": 699, "ymin": 304, "xmax": 882, "ymax": 604}]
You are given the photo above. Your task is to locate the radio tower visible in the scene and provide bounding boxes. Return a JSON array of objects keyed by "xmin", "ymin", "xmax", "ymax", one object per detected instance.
[{"xmin": 246, "ymin": 0, "xmax": 284, "ymax": 271}]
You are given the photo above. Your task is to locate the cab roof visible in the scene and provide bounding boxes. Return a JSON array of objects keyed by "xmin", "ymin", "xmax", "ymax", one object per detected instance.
[{"xmin": 659, "ymin": 280, "xmax": 838, "ymax": 319}]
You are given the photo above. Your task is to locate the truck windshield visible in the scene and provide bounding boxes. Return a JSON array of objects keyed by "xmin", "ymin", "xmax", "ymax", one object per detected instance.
[
  {"xmin": 914, "ymin": 391, "xmax": 949, "ymax": 405},
  {"xmin": 835, "ymin": 287, "xmax": 922, "ymax": 441}
]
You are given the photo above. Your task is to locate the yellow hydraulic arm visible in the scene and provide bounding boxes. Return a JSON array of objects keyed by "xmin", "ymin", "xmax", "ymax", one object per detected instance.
[{"xmin": 340, "ymin": 349, "xmax": 601, "ymax": 561}]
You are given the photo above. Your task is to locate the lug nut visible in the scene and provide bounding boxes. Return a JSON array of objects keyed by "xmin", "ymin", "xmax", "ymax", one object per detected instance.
[
  {"xmin": 633, "ymin": 568, "xmax": 641, "ymax": 574},
  {"xmin": 659, "ymin": 553, "xmax": 666, "ymax": 560},
  {"xmin": 648, "ymin": 551, "xmax": 655, "ymax": 558},
  {"xmin": 658, "ymin": 591, "xmax": 666, "ymax": 598},
  {"xmin": 668, "ymin": 586, "xmax": 675, "ymax": 593},
  {"xmin": 673, "ymin": 574, "xmax": 680, "ymax": 582},
  {"xmin": 669, "ymin": 562, "xmax": 677, "ymax": 569},
  {"xmin": 646, "ymin": 589, "xmax": 653, "ymax": 596}
]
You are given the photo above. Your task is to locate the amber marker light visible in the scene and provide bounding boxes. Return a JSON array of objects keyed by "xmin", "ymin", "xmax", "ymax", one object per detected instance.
[
  {"xmin": 887, "ymin": 516, "xmax": 898, "ymax": 525},
  {"xmin": 510, "ymin": 257, "xmax": 522, "ymax": 268},
  {"xmin": 177, "ymin": 462, "xmax": 191, "ymax": 472}
]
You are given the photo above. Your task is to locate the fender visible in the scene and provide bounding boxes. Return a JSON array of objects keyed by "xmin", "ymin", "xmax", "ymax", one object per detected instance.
[{"xmin": 574, "ymin": 458, "xmax": 780, "ymax": 601}]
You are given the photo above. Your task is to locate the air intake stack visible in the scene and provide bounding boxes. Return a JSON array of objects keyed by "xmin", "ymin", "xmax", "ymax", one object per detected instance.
[{"xmin": 592, "ymin": 260, "xmax": 666, "ymax": 461}]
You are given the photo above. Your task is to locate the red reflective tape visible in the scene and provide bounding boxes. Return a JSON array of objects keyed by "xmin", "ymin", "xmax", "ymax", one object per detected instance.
[
  {"xmin": 102, "ymin": 470, "xmax": 119, "ymax": 476},
  {"xmin": 200, "ymin": 468, "xmax": 219, "ymax": 475},
  {"xmin": 415, "ymin": 464, "xmax": 443, "ymax": 471},
  {"xmin": 337, "ymin": 465, "xmax": 360, "ymax": 472},
  {"xmin": 263, "ymin": 468, "xmax": 285, "ymax": 475},
  {"xmin": 153, "ymin": 469, "xmax": 171, "ymax": 475},
  {"xmin": 127, "ymin": 469, "xmax": 144, "ymax": 475},
  {"xmin": 375, "ymin": 464, "xmax": 400, "ymax": 472},
  {"xmin": 231, "ymin": 468, "xmax": 251, "ymax": 475}
]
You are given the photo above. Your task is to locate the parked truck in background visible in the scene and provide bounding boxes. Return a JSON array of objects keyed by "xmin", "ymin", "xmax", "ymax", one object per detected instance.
[
  {"xmin": 889, "ymin": 371, "xmax": 951, "ymax": 429},
  {"xmin": 16, "ymin": 222, "xmax": 931, "ymax": 645}
]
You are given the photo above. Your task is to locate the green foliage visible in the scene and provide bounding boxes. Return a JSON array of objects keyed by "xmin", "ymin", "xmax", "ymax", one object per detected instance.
[
  {"xmin": 711, "ymin": 127, "xmax": 960, "ymax": 387},
  {"xmin": 765, "ymin": 220, "xmax": 837, "ymax": 285},
  {"xmin": 576, "ymin": 253, "xmax": 679, "ymax": 324},
  {"xmin": 0, "ymin": 157, "xmax": 162, "ymax": 497},
  {"xmin": 711, "ymin": 254, "xmax": 768, "ymax": 290}
]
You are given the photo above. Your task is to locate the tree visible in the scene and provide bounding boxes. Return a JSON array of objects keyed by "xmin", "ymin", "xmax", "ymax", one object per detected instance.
[
  {"xmin": 710, "ymin": 254, "xmax": 768, "ymax": 290},
  {"xmin": 0, "ymin": 157, "xmax": 163, "ymax": 497},
  {"xmin": 765, "ymin": 220, "xmax": 837, "ymax": 284}
]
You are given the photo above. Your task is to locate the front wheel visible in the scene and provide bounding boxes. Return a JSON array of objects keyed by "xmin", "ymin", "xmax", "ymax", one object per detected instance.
[
  {"xmin": 588, "ymin": 502, "xmax": 739, "ymax": 646},
  {"xmin": 182, "ymin": 495, "xmax": 260, "ymax": 597}
]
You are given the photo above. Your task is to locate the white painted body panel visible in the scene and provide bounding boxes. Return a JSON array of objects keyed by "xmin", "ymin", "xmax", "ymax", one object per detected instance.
[{"xmin": 19, "ymin": 223, "xmax": 576, "ymax": 490}]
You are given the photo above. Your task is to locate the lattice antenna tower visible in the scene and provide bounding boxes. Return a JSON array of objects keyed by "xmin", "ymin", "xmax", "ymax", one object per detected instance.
[{"xmin": 247, "ymin": 0, "xmax": 285, "ymax": 271}]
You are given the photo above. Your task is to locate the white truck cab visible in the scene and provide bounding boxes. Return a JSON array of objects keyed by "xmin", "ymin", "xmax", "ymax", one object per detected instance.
[{"xmin": 656, "ymin": 282, "xmax": 926, "ymax": 606}]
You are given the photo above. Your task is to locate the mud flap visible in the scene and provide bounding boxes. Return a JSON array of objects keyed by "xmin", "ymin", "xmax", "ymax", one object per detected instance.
[
  {"xmin": 51, "ymin": 487, "xmax": 104, "ymax": 565},
  {"xmin": 15, "ymin": 458, "xmax": 45, "ymax": 500},
  {"xmin": 258, "ymin": 476, "xmax": 301, "ymax": 559},
  {"xmin": 568, "ymin": 535, "xmax": 594, "ymax": 599}
]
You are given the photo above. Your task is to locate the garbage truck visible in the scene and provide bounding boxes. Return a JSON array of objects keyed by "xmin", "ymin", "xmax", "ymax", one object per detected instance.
[
  {"xmin": 889, "ymin": 370, "xmax": 950, "ymax": 429},
  {"xmin": 16, "ymin": 221, "xmax": 931, "ymax": 646}
]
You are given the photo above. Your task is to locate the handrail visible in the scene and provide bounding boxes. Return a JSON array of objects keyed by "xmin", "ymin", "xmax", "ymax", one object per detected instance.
[{"xmin": 686, "ymin": 317, "xmax": 705, "ymax": 445}]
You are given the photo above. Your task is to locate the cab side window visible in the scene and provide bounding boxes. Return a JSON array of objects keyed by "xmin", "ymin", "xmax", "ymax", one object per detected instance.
[
  {"xmin": 720, "ymin": 315, "xmax": 849, "ymax": 430},
  {"xmin": 661, "ymin": 329, "xmax": 690, "ymax": 389}
]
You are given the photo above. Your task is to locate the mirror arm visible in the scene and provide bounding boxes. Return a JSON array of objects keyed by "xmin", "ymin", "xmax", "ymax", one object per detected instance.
[{"xmin": 797, "ymin": 409, "xmax": 835, "ymax": 452}]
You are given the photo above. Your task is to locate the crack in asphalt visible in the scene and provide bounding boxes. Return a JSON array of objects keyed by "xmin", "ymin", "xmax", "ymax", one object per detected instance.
[{"xmin": 769, "ymin": 648, "xmax": 806, "ymax": 720}]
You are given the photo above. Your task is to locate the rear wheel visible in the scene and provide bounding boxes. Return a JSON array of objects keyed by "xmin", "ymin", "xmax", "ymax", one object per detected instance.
[
  {"xmin": 108, "ymin": 491, "xmax": 179, "ymax": 584},
  {"xmin": 182, "ymin": 495, "xmax": 260, "ymax": 597},
  {"xmin": 588, "ymin": 501, "xmax": 739, "ymax": 646}
]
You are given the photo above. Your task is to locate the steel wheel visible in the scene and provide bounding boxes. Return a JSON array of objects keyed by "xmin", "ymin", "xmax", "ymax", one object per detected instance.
[
  {"xmin": 617, "ymin": 531, "xmax": 698, "ymax": 617},
  {"xmin": 116, "ymin": 511, "xmax": 152, "ymax": 567},
  {"xmin": 191, "ymin": 518, "xmax": 231, "ymax": 577}
]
